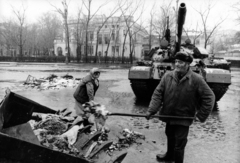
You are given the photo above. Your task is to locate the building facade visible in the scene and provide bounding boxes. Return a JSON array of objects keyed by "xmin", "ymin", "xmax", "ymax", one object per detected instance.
[{"xmin": 54, "ymin": 15, "xmax": 148, "ymax": 60}]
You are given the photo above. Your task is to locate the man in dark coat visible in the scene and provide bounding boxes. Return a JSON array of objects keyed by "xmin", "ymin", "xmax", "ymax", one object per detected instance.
[
  {"xmin": 73, "ymin": 67, "xmax": 100, "ymax": 116},
  {"xmin": 146, "ymin": 52, "xmax": 215, "ymax": 163}
]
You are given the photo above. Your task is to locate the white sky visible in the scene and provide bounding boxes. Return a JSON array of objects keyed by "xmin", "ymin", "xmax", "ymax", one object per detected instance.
[{"xmin": 0, "ymin": 0, "xmax": 239, "ymax": 31}]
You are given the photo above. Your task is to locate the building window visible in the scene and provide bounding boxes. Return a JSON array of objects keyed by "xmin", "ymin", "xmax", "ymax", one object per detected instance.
[
  {"xmin": 57, "ymin": 47, "xmax": 63, "ymax": 56},
  {"xmin": 105, "ymin": 25, "xmax": 107, "ymax": 28},
  {"xmin": 112, "ymin": 31, "xmax": 115, "ymax": 40},
  {"xmin": 98, "ymin": 51, "xmax": 102, "ymax": 57},
  {"xmin": 112, "ymin": 46, "xmax": 115, "ymax": 53},
  {"xmin": 98, "ymin": 34, "xmax": 102, "ymax": 44},
  {"xmin": 84, "ymin": 46, "xmax": 92, "ymax": 55},
  {"xmin": 195, "ymin": 39, "xmax": 200, "ymax": 45},
  {"xmin": 116, "ymin": 46, "xmax": 119, "ymax": 53},
  {"xmin": 89, "ymin": 46, "xmax": 93, "ymax": 55},
  {"xmin": 89, "ymin": 32, "xmax": 94, "ymax": 41},
  {"xmin": 116, "ymin": 30, "xmax": 119, "ymax": 42},
  {"xmin": 112, "ymin": 46, "xmax": 119, "ymax": 55},
  {"xmin": 104, "ymin": 34, "xmax": 109, "ymax": 44}
]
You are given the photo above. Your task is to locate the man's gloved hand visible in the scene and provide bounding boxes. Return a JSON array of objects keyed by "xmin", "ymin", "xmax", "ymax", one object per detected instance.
[
  {"xmin": 194, "ymin": 116, "xmax": 200, "ymax": 122},
  {"xmin": 146, "ymin": 112, "xmax": 154, "ymax": 120}
]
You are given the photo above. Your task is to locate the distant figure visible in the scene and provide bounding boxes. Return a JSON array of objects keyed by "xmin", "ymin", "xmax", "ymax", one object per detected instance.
[{"xmin": 73, "ymin": 68, "xmax": 100, "ymax": 116}]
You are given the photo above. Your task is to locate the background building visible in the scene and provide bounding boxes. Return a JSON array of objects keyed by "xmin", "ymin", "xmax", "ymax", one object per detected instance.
[{"xmin": 54, "ymin": 15, "xmax": 148, "ymax": 60}]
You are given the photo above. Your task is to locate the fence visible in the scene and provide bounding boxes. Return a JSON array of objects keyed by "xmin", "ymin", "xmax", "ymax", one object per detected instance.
[{"xmin": 0, "ymin": 56, "xmax": 135, "ymax": 64}]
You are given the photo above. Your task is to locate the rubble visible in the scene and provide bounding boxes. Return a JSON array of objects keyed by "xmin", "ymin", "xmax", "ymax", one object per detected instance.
[
  {"xmin": 29, "ymin": 102, "xmax": 146, "ymax": 161},
  {"xmin": 23, "ymin": 74, "xmax": 81, "ymax": 90},
  {"xmin": 107, "ymin": 128, "xmax": 145, "ymax": 154}
]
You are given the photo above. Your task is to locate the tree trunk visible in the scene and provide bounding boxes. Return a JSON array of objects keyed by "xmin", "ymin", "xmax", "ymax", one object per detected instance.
[
  {"xmin": 19, "ymin": 27, "xmax": 23, "ymax": 57},
  {"xmin": 105, "ymin": 32, "xmax": 113, "ymax": 63},
  {"xmin": 94, "ymin": 31, "xmax": 100, "ymax": 63},
  {"xmin": 67, "ymin": 24, "xmax": 70, "ymax": 62},
  {"xmin": 129, "ymin": 33, "xmax": 133, "ymax": 64},
  {"xmin": 121, "ymin": 34, "xmax": 127, "ymax": 64},
  {"xmin": 85, "ymin": 27, "xmax": 88, "ymax": 63}
]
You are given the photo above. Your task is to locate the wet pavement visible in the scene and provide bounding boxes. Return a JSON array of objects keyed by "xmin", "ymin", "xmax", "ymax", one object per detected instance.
[{"xmin": 0, "ymin": 63, "xmax": 239, "ymax": 163}]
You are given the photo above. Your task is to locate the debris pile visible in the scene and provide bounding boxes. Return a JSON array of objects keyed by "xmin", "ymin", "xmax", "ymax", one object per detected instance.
[
  {"xmin": 30, "ymin": 113, "xmax": 80, "ymax": 156},
  {"xmin": 107, "ymin": 129, "xmax": 145, "ymax": 154},
  {"xmin": 23, "ymin": 74, "xmax": 81, "ymax": 90},
  {"xmin": 29, "ymin": 102, "xmax": 146, "ymax": 161},
  {"xmin": 29, "ymin": 102, "xmax": 112, "ymax": 158},
  {"xmin": 119, "ymin": 128, "xmax": 145, "ymax": 145}
]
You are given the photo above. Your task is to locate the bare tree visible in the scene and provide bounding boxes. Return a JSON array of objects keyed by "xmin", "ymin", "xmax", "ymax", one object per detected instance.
[
  {"xmin": 194, "ymin": 1, "xmax": 226, "ymax": 48},
  {"xmin": 82, "ymin": 0, "xmax": 109, "ymax": 62},
  {"xmin": 119, "ymin": 0, "xmax": 144, "ymax": 63},
  {"xmin": 93, "ymin": 3, "xmax": 122, "ymax": 63},
  {"xmin": 75, "ymin": 5, "xmax": 84, "ymax": 62},
  {"xmin": 50, "ymin": 0, "xmax": 71, "ymax": 64},
  {"xmin": 12, "ymin": 4, "xmax": 27, "ymax": 57},
  {"xmin": 129, "ymin": 21, "xmax": 148, "ymax": 60},
  {"xmin": 233, "ymin": 31, "xmax": 240, "ymax": 43},
  {"xmin": 37, "ymin": 12, "xmax": 62, "ymax": 56},
  {"xmin": 25, "ymin": 23, "xmax": 39, "ymax": 56},
  {"xmin": 151, "ymin": 0, "xmax": 175, "ymax": 46},
  {"xmin": 104, "ymin": 26, "xmax": 113, "ymax": 63},
  {"xmin": 148, "ymin": 2, "xmax": 156, "ymax": 50},
  {"xmin": 0, "ymin": 20, "xmax": 18, "ymax": 56},
  {"xmin": 104, "ymin": 17, "xmax": 124, "ymax": 63},
  {"xmin": 232, "ymin": 1, "xmax": 240, "ymax": 25},
  {"xmin": 105, "ymin": 15, "xmax": 125, "ymax": 63},
  {"xmin": 183, "ymin": 23, "xmax": 202, "ymax": 45}
]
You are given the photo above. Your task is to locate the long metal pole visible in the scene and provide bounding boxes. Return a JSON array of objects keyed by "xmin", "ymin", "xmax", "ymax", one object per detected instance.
[{"xmin": 108, "ymin": 113, "xmax": 195, "ymax": 120}]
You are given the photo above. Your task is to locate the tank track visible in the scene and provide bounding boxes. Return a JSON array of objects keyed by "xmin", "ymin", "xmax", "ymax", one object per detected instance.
[
  {"xmin": 130, "ymin": 79, "xmax": 159, "ymax": 100},
  {"xmin": 130, "ymin": 80, "xmax": 230, "ymax": 103},
  {"xmin": 207, "ymin": 83, "xmax": 230, "ymax": 102}
]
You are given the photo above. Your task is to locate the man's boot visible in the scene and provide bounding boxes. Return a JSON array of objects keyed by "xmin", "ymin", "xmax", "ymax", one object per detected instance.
[
  {"xmin": 174, "ymin": 150, "xmax": 184, "ymax": 163},
  {"xmin": 156, "ymin": 153, "xmax": 174, "ymax": 161},
  {"xmin": 156, "ymin": 137, "xmax": 175, "ymax": 161}
]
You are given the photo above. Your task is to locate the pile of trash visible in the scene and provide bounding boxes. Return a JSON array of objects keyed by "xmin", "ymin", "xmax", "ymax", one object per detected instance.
[
  {"xmin": 29, "ymin": 102, "xmax": 145, "ymax": 160},
  {"xmin": 107, "ymin": 128, "xmax": 145, "ymax": 154},
  {"xmin": 30, "ymin": 113, "xmax": 80, "ymax": 156},
  {"xmin": 23, "ymin": 74, "xmax": 81, "ymax": 90}
]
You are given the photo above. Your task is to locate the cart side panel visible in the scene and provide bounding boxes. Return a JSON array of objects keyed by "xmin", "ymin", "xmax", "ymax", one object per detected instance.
[
  {"xmin": 0, "ymin": 92, "xmax": 56, "ymax": 129},
  {"xmin": 0, "ymin": 133, "xmax": 91, "ymax": 163}
]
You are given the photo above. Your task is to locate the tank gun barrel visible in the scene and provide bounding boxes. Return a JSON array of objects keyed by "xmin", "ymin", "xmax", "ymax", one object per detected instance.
[
  {"xmin": 165, "ymin": 16, "xmax": 171, "ymax": 44},
  {"xmin": 175, "ymin": 3, "xmax": 187, "ymax": 54}
]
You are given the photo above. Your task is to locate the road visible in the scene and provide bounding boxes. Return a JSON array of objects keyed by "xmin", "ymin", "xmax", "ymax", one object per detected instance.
[{"xmin": 0, "ymin": 63, "xmax": 239, "ymax": 163}]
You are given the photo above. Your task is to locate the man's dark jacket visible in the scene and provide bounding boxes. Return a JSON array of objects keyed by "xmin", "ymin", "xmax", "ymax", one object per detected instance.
[
  {"xmin": 148, "ymin": 68, "xmax": 215, "ymax": 126},
  {"xmin": 73, "ymin": 74, "xmax": 99, "ymax": 104}
]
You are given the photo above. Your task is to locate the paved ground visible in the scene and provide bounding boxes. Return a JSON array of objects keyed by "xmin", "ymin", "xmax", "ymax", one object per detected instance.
[{"xmin": 0, "ymin": 62, "xmax": 239, "ymax": 163}]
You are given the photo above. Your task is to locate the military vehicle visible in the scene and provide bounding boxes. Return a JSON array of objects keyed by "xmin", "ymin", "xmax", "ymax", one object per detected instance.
[
  {"xmin": 128, "ymin": 3, "xmax": 231, "ymax": 103},
  {"xmin": 204, "ymin": 55, "xmax": 231, "ymax": 71}
]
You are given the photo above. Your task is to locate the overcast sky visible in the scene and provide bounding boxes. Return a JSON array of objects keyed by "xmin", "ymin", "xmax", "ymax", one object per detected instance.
[{"xmin": 0, "ymin": 0, "xmax": 239, "ymax": 31}]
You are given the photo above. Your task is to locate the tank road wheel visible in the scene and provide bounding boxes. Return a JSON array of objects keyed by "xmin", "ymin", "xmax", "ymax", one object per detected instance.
[
  {"xmin": 130, "ymin": 79, "xmax": 159, "ymax": 100},
  {"xmin": 208, "ymin": 83, "xmax": 230, "ymax": 102}
]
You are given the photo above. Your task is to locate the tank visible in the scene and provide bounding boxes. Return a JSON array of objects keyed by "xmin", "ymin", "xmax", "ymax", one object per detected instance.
[{"xmin": 128, "ymin": 3, "xmax": 231, "ymax": 103}]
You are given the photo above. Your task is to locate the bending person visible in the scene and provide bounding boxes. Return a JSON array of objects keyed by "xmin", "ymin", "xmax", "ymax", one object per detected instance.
[{"xmin": 73, "ymin": 67, "xmax": 100, "ymax": 116}]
